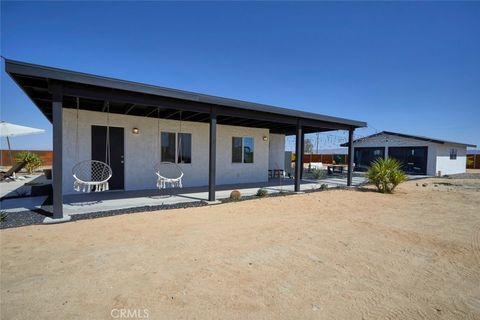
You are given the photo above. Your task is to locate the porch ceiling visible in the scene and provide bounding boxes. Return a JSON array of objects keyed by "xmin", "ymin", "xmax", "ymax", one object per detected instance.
[{"xmin": 6, "ymin": 59, "xmax": 367, "ymax": 135}]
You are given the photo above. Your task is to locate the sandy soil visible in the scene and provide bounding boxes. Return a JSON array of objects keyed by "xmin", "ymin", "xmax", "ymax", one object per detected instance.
[{"xmin": 1, "ymin": 177, "xmax": 480, "ymax": 319}]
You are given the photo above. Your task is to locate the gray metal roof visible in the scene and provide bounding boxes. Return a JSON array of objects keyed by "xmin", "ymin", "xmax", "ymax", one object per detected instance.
[
  {"xmin": 343, "ymin": 131, "xmax": 476, "ymax": 148},
  {"xmin": 5, "ymin": 59, "xmax": 367, "ymax": 129}
]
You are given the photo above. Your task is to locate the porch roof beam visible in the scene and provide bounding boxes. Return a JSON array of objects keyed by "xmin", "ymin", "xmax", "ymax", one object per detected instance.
[
  {"xmin": 164, "ymin": 110, "xmax": 181, "ymax": 119},
  {"xmin": 58, "ymin": 84, "xmax": 353, "ymax": 132},
  {"xmin": 124, "ymin": 104, "xmax": 136, "ymax": 115},
  {"xmin": 182, "ymin": 112, "xmax": 204, "ymax": 121},
  {"xmin": 144, "ymin": 107, "xmax": 158, "ymax": 117}
]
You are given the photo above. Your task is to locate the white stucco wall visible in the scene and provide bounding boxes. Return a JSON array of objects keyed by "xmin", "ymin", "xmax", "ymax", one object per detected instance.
[
  {"xmin": 434, "ymin": 144, "xmax": 467, "ymax": 175},
  {"xmin": 62, "ymin": 109, "xmax": 271, "ymax": 194},
  {"xmin": 268, "ymin": 133, "xmax": 285, "ymax": 170},
  {"xmin": 351, "ymin": 133, "xmax": 467, "ymax": 176}
]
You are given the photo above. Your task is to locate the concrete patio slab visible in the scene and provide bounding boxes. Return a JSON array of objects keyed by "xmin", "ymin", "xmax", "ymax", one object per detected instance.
[{"xmin": 1, "ymin": 176, "xmax": 367, "ymax": 217}]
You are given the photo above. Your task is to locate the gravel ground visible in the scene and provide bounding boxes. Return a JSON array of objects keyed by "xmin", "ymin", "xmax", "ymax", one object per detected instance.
[
  {"xmin": 0, "ymin": 169, "xmax": 468, "ymax": 230},
  {"xmin": 445, "ymin": 172, "xmax": 480, "ymax": 179},
  {"xmin": 0, "ymin": 200, "xmax": 208, "ymax": 230},
  {"xmin": 0, "ymin": 187, "xmax": 338, "ymax": 230},
  {"xmin": 2, "ymin": 177, "xmax": 479, "ymax": 320}
]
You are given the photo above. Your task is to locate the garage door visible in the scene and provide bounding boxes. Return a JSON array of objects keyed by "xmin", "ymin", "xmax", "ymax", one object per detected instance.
[
  {"xmin": 388, "ymin": 146, "xmax": 428, "ymax": 175},
  {"xmin": 354, "ymin": 147, "xmax": 385, "ymax": 171}
]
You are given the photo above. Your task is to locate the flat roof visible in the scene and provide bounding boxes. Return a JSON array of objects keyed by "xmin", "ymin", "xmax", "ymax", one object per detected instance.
[
  {"xmin": 342, "ymin": 131, "xmax": 476, "ymax": 148},
  {"xmin": 5, "ymin": 59, "xmax": 366, "ymax": 134}
]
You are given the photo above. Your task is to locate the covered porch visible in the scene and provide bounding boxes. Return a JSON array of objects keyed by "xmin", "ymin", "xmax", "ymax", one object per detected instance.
[
  {"xmin": 0, "ymin": 175, "xmax": 366, "ymax": 220},
  {"xmin": 5, "ymin": 59, "xmax": 367, "ymax": 222}
]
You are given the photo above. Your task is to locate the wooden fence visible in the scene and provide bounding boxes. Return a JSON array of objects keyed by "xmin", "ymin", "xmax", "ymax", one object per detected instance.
[
  {"xmin": 293, "ymin": 154, "xmax": 349, "ymax": 165},
  {"xmin": 0, "ymin": 150, "xmax": 53, "ymax": 167},
  {"xmin": 467, "ymin": 154, "xmax": 480, "ymax": 169}
]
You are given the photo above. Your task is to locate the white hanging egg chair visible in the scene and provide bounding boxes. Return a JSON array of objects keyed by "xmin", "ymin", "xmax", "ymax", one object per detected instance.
[
  {"xmin": 72, "ymin": 160, "xmax": 112, "ymax": 193},
  {"xmin": 155, "ymin": 162, "xmax": 184, "ymax": 189}
]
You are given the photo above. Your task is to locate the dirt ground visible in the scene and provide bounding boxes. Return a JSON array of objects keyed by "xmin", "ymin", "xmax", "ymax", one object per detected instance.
[{"xmin": 1, "ymin": 176, "xmax": 480, "ymax": 319}]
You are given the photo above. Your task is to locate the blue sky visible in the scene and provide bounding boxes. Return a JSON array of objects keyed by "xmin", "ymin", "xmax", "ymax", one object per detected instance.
[{"xmin": 1, "ymin": 1, "xmax": 479, "ymax": 151}]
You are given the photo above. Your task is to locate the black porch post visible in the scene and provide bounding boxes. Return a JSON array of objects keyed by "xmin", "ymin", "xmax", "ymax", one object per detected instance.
[
  {"xmin": 347, "ymin": 127, "xmax": 354, "ymax": 187},
  {"xmin": 208, "ymin": 107, "xmax": 217, "ymax": 201},
  {"xmin": 295, "ymin": 119, "xmax": 303, "ymax": 192},
  {"xmin": 300, "ymin": 130, "xmax": 305, "ymax": 179},
  {"xmin": 51, "ymin": 83, "xmax": 64, "ymax": 219}
]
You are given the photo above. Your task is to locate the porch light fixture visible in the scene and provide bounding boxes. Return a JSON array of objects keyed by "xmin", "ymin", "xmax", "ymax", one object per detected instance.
[
  {"xmin": 263, "ymin": 136, "xmax": 268, "ymax": 141},
  {"xmin": 132, "ymin": 127, "xmax": 140, "ymax": 134}
]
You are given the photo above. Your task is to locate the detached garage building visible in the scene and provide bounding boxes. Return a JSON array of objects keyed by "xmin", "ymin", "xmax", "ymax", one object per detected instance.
[{"xmin": 343, "ymin": 131, "xmax": 476, "ymax": 176}]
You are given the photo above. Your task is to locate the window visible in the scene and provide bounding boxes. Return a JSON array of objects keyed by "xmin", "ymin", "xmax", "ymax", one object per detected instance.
[
  {"xmin": 161, "ymin": 132, "xmax": 192, "ymax": 164},
  {"xmin": 232, "ymin": 137, "xmax": 243, "ymax": 163},
  {"xmin": 450, "ymin": 148, "xmax": 457, "ymax": 160},
  {"xmin": 161, "ymin": 132, "xmax": 176, "ymax": 163},
  {"xmin": 333, "ymin": 154, "xmax": 346, "ymax": 164},
  {"xmin": 243, "ymin": 137, "xmax": 254, "ymax": 163},
  {"xmin": 232, "ymin": 137, "xmax": 254, "ymax": 163},
  {"xmin": 177, "ymin": 133, "xmax": 192, "ymax": 164}
]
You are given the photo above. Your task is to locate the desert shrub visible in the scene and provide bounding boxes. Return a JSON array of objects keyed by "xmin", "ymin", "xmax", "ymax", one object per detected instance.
[
  {"xmin": 15, "ymin": 152, "xmax": 43, "ymax": 174},
  {"xmin": 367, "ymin": 158, "xmax": 406, "ymax": 193},
  {"xmin": 312, "ymin": 168, "xmax": 325, "ymax": 180},
  {"xmin": 230, "ymin": 190, "xmax": 241, "ymax": 201},
  {"xmin": 256, "ymin": 188, "xmax": 268, "ymax": 197},
  {"xmin": 320, "ymin": 184, "xmax": 328, "ymax": 190},
  {"xmin": 0, "ymin": 211, "xmax": 8, "ymax": 222},
  {"xmin": 467, "ymin": 157, "xmax": 474, "ymax": 168}
]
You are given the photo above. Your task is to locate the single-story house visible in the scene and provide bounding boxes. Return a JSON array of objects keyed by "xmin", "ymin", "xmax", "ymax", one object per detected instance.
[
  {"xmin": 342, "ymin": 131, "xmax": 476, "ymax": 175},
  {"xmin": 5, "ymin": 59, "xmax": 366, "ymax": 220}
]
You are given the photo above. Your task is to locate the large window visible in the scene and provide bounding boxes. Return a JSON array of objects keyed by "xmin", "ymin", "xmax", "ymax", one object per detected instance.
[
  {"xmin": 161, "ymin": 132, "xmax": 192, "ymax": 164},
  {"xmin": 388, "ymin": 146, "xmax": 428, "ymax": 175},
  {"xmin": 353, "ymin": 147, "xmax": 385, "ymax": 171},
  {"xmin": 232, "ymin": 137, "xmax": 243, "ymax": 163},
  {"xmin": 177, "ymin": 133, "xmax": 192, "ymax": 164},
  {"xmin": 243, "ymin": 137, "xmax": 254, "ymax": 163},
  {"xmin": 161, "ymin": 132, "xmax": 176, "ymax": 163},
  {"xmin": 232, "ymin": 137, "xmax": 254, "ymax": 163}
]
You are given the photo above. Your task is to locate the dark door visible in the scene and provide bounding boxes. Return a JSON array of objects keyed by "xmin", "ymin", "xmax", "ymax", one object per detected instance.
[
  {"xmin": 354, "ymin": 147, "xmax": 385, "ymax": 171},
  {"xmin": 388, "ymin": 146, "xmax": 428, "ymax": 175},
  {"xmin": 91, "ymin": 125, "xmax": 124, "ymax": 190}
]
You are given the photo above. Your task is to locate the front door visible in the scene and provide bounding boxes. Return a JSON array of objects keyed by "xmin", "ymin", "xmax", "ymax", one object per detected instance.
[{"xmin": 91, "ymin": 125, "xmax": 125, "ymax": 190}]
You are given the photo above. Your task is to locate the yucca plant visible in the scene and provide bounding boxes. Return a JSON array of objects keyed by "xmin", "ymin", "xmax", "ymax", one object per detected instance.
[
  {"xmin": 15, "ymin": 151, "xmax": 43, "ymax": 174},
  {"xmin": 312, "ymin": 168, "xmax": 325, "ymax": 180},
  {"xmin": 367, "ymin": 158, "xmax": 406, "ymax": 193}
]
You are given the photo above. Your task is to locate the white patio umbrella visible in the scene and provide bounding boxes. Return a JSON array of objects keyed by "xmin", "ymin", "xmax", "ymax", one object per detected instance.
[{"xmin": 0, "ymin": 121, "xmax": 45, "ymax": 173}]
